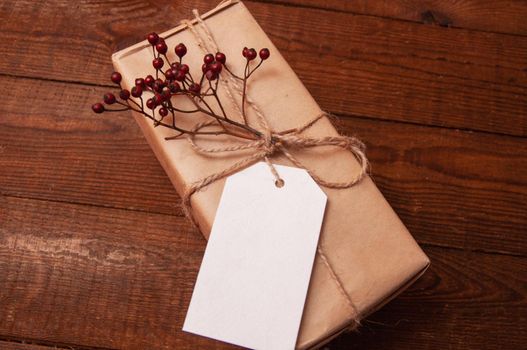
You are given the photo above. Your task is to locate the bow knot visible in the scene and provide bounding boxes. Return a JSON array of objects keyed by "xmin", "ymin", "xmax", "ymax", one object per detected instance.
[
  {"xmin": 262, "ymin": 132, "xmax": 279, "ymax": 156},
  {"xmin": 184, "ymin": 112, "xmax": 368, "ymax": 195}
]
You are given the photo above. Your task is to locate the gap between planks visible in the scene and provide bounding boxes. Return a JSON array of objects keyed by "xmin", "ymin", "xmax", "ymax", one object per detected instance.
[{"xmin": 1, "ymin": 192, "xmax": 524, "ymax": 259}]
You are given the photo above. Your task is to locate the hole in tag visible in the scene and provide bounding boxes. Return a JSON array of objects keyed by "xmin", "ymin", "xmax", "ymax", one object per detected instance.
[{"xmin": 275, "ymin": 179, "xmax": 285, "ymax": 188}]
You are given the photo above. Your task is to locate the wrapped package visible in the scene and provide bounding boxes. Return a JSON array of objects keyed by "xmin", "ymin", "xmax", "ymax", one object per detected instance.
[{"xmin": 112, "ymin": 1, "xmax": 430, "ymax": 348}]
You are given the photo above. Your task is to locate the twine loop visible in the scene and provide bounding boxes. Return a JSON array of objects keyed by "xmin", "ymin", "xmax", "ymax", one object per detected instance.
[{"xmin": 182, "ymin": 112, "xmax": 368, "ymax": 207}]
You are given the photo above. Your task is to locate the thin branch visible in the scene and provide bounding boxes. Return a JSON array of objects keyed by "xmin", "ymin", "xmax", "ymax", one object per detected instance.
[
  {"xmin": 104, "ymin": 107, "xmax": 130, "ymax": 112},
  {"xmin": 247, "ymin": 59, "xmax": 264, "ymax": 78},
  {"xmin": 223, "ymin": 64, "xmax": 243, "ymax": 80},
  {"xmin": 241, "ymin": 60, "xmax": 249, "ymax": 124},
  {"xmin": 210, "ymin": 78, "xmax": 228, "ymax": 120},
  {"xmin": 162, "ymin": 54, "xmax": 172, "ymax": 67}
]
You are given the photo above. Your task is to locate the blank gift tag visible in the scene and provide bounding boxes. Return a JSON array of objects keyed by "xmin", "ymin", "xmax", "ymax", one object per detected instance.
[{"xmin": 183, "ymin": 162, "xmax": 327, "ymax": 350}]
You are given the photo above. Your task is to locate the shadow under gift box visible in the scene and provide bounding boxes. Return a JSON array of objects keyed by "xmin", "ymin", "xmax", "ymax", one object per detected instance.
[{"xmin": 111, "ymin": 0, "xmax": 430, "ymax": 348}]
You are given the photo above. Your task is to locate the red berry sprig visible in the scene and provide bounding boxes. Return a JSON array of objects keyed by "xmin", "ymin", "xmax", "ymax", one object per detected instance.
[
  {"xmin": 175, "ymin": 43, "xmax": 187, "ymax": 58},
  {"xmin": 259, "ymin": 48, "xmax": 270, "ymax": 60},
  {"xmin": 92, "ymin": 32, "xmax": 271, "ymax": 141},
  {"xmin": 147, "ymin": 32, "xmax": 159, "ymax": 45},
  {"xmin": 92, "ymin": 103, "xmax": 104, "ymax": 114}
]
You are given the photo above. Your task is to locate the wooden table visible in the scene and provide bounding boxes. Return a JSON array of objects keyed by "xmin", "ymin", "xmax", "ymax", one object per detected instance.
[{"xmin": 1, "ymin": 1, "xmax": 526, "ymax": 349}]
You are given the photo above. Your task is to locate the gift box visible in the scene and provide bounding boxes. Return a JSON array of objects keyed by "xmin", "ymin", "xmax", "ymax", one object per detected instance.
[{"xmin": 111, "ymin": 0, "xmax": 430, "ymax": 348}]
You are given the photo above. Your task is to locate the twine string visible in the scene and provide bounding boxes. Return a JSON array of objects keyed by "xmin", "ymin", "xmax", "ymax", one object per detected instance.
[{"xmin": 179, "ymin": 5, "xmax": 367, "ymax": 324}]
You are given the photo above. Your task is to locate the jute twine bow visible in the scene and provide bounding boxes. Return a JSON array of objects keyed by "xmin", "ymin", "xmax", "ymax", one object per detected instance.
[{"xmin": 178, "ymin": 2, "xmax": 367, "ymax": 327}]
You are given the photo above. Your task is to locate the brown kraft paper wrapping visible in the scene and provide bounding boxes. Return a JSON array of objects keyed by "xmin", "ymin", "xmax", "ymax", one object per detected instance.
[{"xmin": 111, "ymin": 1, "xmax": 430, "ymax": 348}]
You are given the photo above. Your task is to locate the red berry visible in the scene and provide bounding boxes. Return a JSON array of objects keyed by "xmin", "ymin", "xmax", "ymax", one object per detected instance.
[
  {"xmin": 156, "ymin": 41, "xmax": 168, "ymax": 54},
  {"xmin": 175, "ymin": 43, "xmax": 187, "ymax": 58},
  {"xmin": 135, "ymin": 78, "xmax": 145, "ymax": 87},
  {"xmin": 119, "ymin": 89, "xmax": 130, "ymax": 100},
  {"xmin": 169, "ymin": 82, "xmax": 180, "ymax": 93},
  {"xmin": 259, "ymin": 48, "xmax": 270, "ymax": 60},
  {"xmin": 165, "ymin": 69, "xmax": 175, "ymax": 80},
  {"xmin": 180, "ymin": 64, "xmax": 189, "ymax": 74},
  {"xmin": 92, "ymin": 103, "xmax": 105, "ymax": 114},
  {"xmin": 171, "ymin": 62, "xmax": 181, "ymax": 70},
  {"xmin": 202, "ymin": 63, "xmax": 209, "ymax": 73},
  {"xmin": 154, "ymin": 79, "xmax": 165, "ymax": 91},
  {"xmin": 205, "ymin": 70, "xmax": 218, "ymax": 81},
  {"xmin": 246, "ymin": 48, "xmax": 257, "ymax": 61},
  {"xmin": 242, "ymin": 47, "xmax": 249, "ymax": 57},
  {"xmin": 146, "ymin": 98, "xmax": 156, "ymax": 109},
  {"xmin": 152, "ymin": 57, "xmax": 164, "ymax": 70},
  {"xmin": 175, "ymin": 70, "xmax": 186, "ymax": 82},
  {"xmin": 159, "ymin": 107, "xmax": 168, "ymax": 117},
  {"xmin": 103, "ymin": 92, "xmax": 116, "ymax": 104},
  {"xmin": 153, "ymin": 81, "xmax": 164, "ymax": 93},
  {"xmin": 144, "ymin": 75, "xmax": 155, "ymax": 86},
  {"xmin": 110, "ymin": 72, "xmax": 122, "ymax": 84},
  {"xmin": 161, "ymin": 89, "xmax": 171, "ymax": 101},
  {"xmin": 189, "ymin": 83, "xmax": 201, "ymax": 94},
  {"xmin": 131, "ymin": 86, "xmax": 143, "ymax": 97},
  {"xmin": 154, "ymin": 93, "xmax": 163, "ymax": 105},
  {"xmin": 203, "ymin": 53, "xmax": 214, "ymax": 65},
  {"xmin": 215, "ymin": 52, "xmax": 226, "ymax": 64},
  {"xmin": 209, "ymin": 62, "xmax": 222, "ymax": 74},
  {"xmin": 147, "ymin": 32, "xmax": 159, "ymax": 45}
]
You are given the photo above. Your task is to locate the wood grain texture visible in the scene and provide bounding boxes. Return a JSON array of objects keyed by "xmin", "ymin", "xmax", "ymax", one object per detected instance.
[
  {"xmin": 0, "ymin": 341, "xmax": 58, "ymax": 350},
  {"xmin": 0, "ymin": 0, "xmax": 526, "ymax": 349},
  {"xmin": 1, "ymin": 76, "xmax": 525, "ymax": 256},
  {"xmin": 331, "ymin": 247, "xmax": 527, "ymax": 349},
  {"xmin": 0, "ymin": 195, "xmax": 235, "ymax": 350},
  {"xmin": 1, "ymin": 196, "xmax": 525, "ymax": 350},
  {"xmin": 0, "ymin": 1, "xmax": 525, "ymax": 136},
  {"xmin": 267, "ymin": 0, "xmax": 527, "ymax": 36}
]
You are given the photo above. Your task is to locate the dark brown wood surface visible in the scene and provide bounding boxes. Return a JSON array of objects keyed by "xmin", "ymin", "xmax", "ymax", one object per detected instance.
[{"xmin": 0, "ymin": 1, "xmax": 525, "ymax": 349}]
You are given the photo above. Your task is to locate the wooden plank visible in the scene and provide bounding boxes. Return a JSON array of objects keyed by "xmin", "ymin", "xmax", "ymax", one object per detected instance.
[
  {"xmin": 0, "ymin": 195, "xmax": 235, "ymax": 350},
  {"xmin": 347, "ymin": 117, "xmax": 527, "ymax": 257},
  {"xmin": 0, "ymin": 1, "xmax": 525, "ymax": 136},
  {"xmin": 0, "ymin": 75, "xmax": 181, "ymax": 216},
  {"xmin": 268, "ymin": 0, "xmax": 527, "ymax": 36},
  {"xmin": 1, "ymin": 76, "xmax": 525, "ymax": 256},
  {"xmin": 331, "ymin": 247, "xmax": 527, "ymax": 349},
  {"xmin": 0, "ymin": 196, "xmax": 525, "ymax": 349},
  {"xmin": 0, "ymin": 341, "xmax": 58, "ymax": 350}
]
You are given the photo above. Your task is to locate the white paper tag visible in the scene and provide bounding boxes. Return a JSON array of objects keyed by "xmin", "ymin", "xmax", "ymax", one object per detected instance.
[{"xmin": 183, "ymin": 162, "xmax": 327, "ymax": 350}]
